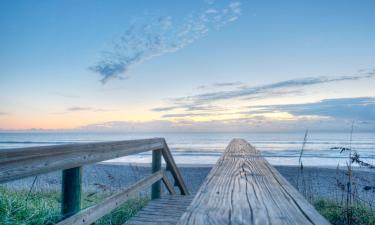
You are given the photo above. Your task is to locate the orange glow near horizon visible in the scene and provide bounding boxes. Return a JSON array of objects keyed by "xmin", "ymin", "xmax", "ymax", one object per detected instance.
[{"xmin": 0, "ymin": 110, "xmax": 161, "ymax": 130}]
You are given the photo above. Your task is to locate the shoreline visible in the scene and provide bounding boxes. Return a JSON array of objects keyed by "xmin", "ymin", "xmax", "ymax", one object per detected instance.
[{"xmin": 100, "ymin": 161, "xmax": 375, "ymax": 171}]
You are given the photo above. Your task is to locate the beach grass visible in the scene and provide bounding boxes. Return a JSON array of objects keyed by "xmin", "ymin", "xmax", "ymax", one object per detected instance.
[
  {"xmin": 314, "ymin": 199, "xmax": 375, "ymax": 225},
  {"xmin": 2, "ymin": 186, "xmax": 375, "ymax": 225},
  {"xmin": 0, "ymin": 187, "xmax": 148, "ymax": 225},
  {"xmin": 296, "ymin": 125, "xmax": 375, "ymax": 225}
]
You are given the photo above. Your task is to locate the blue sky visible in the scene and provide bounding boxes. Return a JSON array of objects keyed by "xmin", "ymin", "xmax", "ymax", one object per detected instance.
[{"xmin": 0, "ymin": 0, "xmax": 374, "ymax": 131}]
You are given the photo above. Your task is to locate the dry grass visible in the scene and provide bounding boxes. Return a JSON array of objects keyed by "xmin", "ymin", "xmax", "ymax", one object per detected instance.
[{"xmin": 297, "ymin": 124, "xmax": 375, "ymax": 225}]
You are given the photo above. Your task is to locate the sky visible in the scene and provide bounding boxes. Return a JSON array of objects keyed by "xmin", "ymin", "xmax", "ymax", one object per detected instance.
[{"xmin": 0, "ymin": 0, "xmax": 375, "ymax": 132}]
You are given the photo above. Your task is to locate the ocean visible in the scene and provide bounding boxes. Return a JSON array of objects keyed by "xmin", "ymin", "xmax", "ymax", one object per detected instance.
[{"xmin": 0, "ymin": 132, "xmax": 374, "ymax": 167}]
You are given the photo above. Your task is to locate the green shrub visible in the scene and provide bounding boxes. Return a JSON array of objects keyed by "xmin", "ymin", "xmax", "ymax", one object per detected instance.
[
  {"xmin": 0, "ymin": 187, "xmax": 148, "ymax": 225},
  {"xmin": 0, "ymin": 187, "xmax": 61, "ymax": 225},
  {"xmin": 94, "ymin": 198, "xmax": 148, "ymax": 225},
  {"xmin": 314, "ymin": 199, "xmax": 375, "ymax": 225}
]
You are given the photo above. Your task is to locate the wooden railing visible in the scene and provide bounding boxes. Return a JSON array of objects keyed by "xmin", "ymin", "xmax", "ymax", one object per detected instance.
[{"xmin": 0, "ymin": 138, "xmax": 189, "ymax": 225}]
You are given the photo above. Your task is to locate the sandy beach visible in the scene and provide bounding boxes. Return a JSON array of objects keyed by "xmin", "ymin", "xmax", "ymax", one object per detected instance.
[{"xmin": 2, "ymin": 163, "xmax": 374, "ymax": 206}]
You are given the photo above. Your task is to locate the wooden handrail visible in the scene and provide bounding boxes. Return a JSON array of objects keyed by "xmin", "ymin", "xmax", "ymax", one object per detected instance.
[
  {"xmin": 0, "ymin": 138, "xmax": 164, "ymax": 183},
  {"xmin": 0, "ymin": 138, "xmax": 189, "ymax": 224}
]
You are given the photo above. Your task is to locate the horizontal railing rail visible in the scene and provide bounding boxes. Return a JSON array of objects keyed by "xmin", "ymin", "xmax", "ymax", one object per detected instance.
[
  {"xmin": 0, "ymin": 138, "xmax": 164, "ymax": 183},
  {"xmin": 57, "ymin": 170, "xmax": 165, "ymax": 225},
  {"xmin": 0, "ymin": 138, "xmax": 189, "ymax": 225}
]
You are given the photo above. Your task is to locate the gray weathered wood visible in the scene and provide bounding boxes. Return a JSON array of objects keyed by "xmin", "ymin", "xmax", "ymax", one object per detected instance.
[
  {"xmin": 1, "ymin": 137, "xmax": 191, "ymax": 225},
  {"xmin": 57, "ymin": 170, "xmax": 164, "ymax": 225},
  {"xmin": 162, "ymin": 174, "xmax": 177, "ymax": 195},
  {"xmin": 178, "ymin": 139, "xmax": 330, "ymax": 225},
  {"xmin": 125, "ymin": 195, "xmax": 194, "ymax": 225},
  {"xmin": 0, "ymin": 138, "xmax": 164, "ymax": 183},
  {"xmin": 152, "ymin": 149, "xmax": 162, "ymax": 199},
  {"xmin": 162, "ymin": 140, "xmax": 189, "ymax": 195},
  {"xmin": 62, "ymin": 167, "xmax": 82, "ymax": 218}
]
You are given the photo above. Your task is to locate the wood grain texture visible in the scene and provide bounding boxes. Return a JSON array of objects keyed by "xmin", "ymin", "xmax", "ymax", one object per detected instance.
[
  {"xmin": 1, "ymin": 137, "xmax": 192, "ymax": 224},
  {"xmin": 162, "ymin": 174, "xmax": 177, "ymax": 195},
  {"xmin": 0, "ymin": 138, "xmax": 164, "ymax": 183},
  {"xmin": 178, "ymin": 139, "xmax": 330, "ymax": 225},
  {"xmin": 162, "ymin": 140, "xmax": 189, "ymax": 195},
  {"xmin": 57, "ymin": 170, "xmax": 164, "ymax": 225},
  {"xmin": 125, "ymin": 195, "xmax": 194, "ymax": 225}
]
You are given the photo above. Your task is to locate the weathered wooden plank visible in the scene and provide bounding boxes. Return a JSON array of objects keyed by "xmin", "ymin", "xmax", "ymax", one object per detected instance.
[
  {"xmin": 162, "ymin": 140, "xmax": 189, "ymax": 195},
  {"xmin": 57, "ymin": 170, "xmax": 164, "ymax": 225},
  {"xmin": 162, "ymin": 174, "xmax": 177, "ymax": 195},
  {"xmin": 178, "ymin": 139, "xmax": 330, "ymax": 225},
  {"xmin": 125, "ymin": 195, "xmax": 194, "ymax": 225},
  {"xmin": 0, "ymin": 138, "xmax": 164, "ymax": 183}
]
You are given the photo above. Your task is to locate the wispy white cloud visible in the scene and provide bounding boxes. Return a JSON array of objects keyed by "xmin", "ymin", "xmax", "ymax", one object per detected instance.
[
  {"xmin": 78, "ymin": 120, "xmax": 180, "ymax": 132},
  {"xmin": 76, "ymin": 116, "xmax": 375, "ymax": 133},
  {"xmin": 51, "ymin": 92, "xmax": 80, "ymax": 99},
  {"xmin": 67, "ymin": 107, "xmax": 92, "ymax": 112},
  {"xmin": 153, "ymin": 69, "xmax": 375, "ymax": 113},
  {"xmin": 162, "ymin": 112, "xmax": 213, "ymax": 118},
  {"xmin": 90, "ymin": 0, "xmax": 242, "ymax": 83},
  {"xmin": 197, "ymin": 81, "xmax": 244, "ymax": 90},
  {"xmin": 59, "ymin": 107, "xmax": 115, "ymax": 113},
  {"xmin": 51, "ymin": 107, "xmax": 114, "ymax": 115},
  {"xmin": 248, "ymin": 97, "xmax": 375, "ymax": 122},
  {"xmin": 161, "ymin": 110, "xmax": 236, "ymax": 118},
  {"xmin": 176, "ymin": 70, "xmax": 375, "ymax": 104}
]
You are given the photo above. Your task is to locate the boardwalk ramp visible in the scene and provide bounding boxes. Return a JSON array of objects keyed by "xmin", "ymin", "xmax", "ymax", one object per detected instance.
[{"xmin": 127, "ymin": 138, "xmax": 330, "ymax": 225}]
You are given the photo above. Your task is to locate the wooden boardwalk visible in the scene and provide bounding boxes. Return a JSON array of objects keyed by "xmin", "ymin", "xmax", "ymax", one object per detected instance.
[
  {"xmin": 1, "ymin": 138, "xmax": 330, "ymax": 224},
  {"xmin": 125, "ymin": 195, "xmax": 194, "ymax": 225},
  {"xmin": 178, "ymin": 139, "xmax": 330, "ymax": 225},
  {"xmin": 128, "ymin": 139, "xmax": 331, "ymax": 225}
]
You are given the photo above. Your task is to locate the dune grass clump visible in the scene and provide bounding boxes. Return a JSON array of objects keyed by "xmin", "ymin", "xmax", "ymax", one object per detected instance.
[
  {"xmin": 94, "ymin": 197, "xmax": 148, "ymax": 225},
  {"xmin": 297, "ymin": 124, "xmax": 375, "ymax": 225},
  {"xmin": 0, "ymin": 187, "xmax": 61, "ymax": 225},
  {"xmin": 314, "ymin": 199, "xmax": 375, "ymax": 225},
  {"xmin": 0, "ymin": 187, "xmax": 148, "ymax": 225}
]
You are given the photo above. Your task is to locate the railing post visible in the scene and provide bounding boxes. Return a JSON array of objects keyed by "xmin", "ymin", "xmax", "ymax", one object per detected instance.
[
  {"xmin": 151, "ymin": 149, "xmax": 162, "ymax": 199},
  {"xmin": 61, "ymin": 167, "xmax": 82, "ymax": 218}
]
